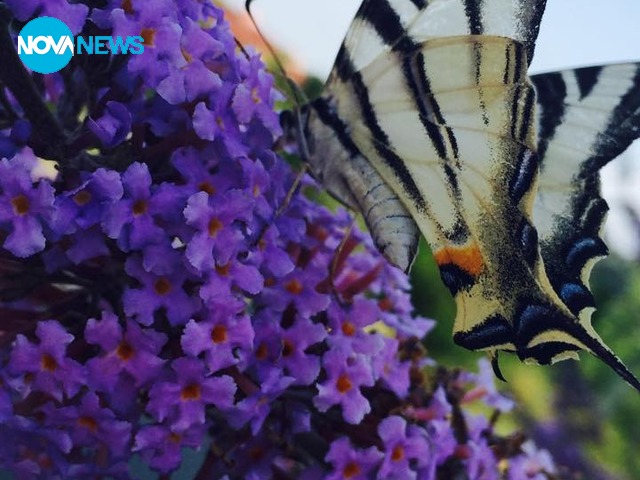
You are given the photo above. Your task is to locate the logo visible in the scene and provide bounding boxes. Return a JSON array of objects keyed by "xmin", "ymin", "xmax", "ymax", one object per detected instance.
[
  {"xmin": 18, "ymin": 17, "xmax": 74, "ymax": 74},
  {"xmin": 17, "ymin": 17, "xmax": 145, "ymax": 75}
]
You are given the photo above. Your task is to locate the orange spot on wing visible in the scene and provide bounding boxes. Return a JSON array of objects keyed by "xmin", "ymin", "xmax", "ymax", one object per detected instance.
[{"xmin": 434, "ymin": 243, "xmax": 484, "ymax": 277}]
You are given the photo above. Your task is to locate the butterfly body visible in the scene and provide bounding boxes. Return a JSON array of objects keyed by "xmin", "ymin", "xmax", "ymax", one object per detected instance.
[{"xmin": 286, "ymin": 0, "xmax": 640, "ymax": 389}]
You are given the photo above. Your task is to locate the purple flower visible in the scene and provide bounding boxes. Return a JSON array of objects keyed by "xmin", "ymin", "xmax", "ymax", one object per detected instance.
[
  {"xmin": 258, "ymin": 262, "xmax": 330, "ymax": 317},
  {"xmin": 239, "ymin": 156, "xmax": 274, "ymax": 222},
  {"xmin": 465, "ymin": 438, "xmax": 500, "ymax": 480},
  {"xmin": 7, "ymin": 320, "xmax": 85, "ymax": 401},
  {"xmin": 6, "ymin": 0, "xmax": 88, "ymax": 33},
  {"xmin": 232, "ymin": 55, "xmax": 282, "ymax": 137},
  {"xmin": 462, "ymin": 358, "xmax": 515, "ymax": 412},
  {"xmin": 181, "ymin": 302, "xmax": 254, "ymax": 373},
  {"xmin": 134, "ymin": 422, "xmax": 206, "ymax": 474},
  {"xmin": 88, "ymin": 101, "xmax": 132, "ymax": 148},
  {"xmin": 372, "ymin": 337, "xmax": 411, "ymax": 397},
  {"xmin": 463, "ymin": 414, "xmax": 500, "ymax": 480},
  {"xmin": 171, "ymin": 145, "xmax": 242, "ymax": 197},
  {"xmin": 227, "ymin": 370, "xmax": 294, "ymax": 435},
  {"xmin": 94, "ymin": 1, "xmax": 184, "ymax": 89},
  {"xmin": 326, "ymin": 299, "xmax": 384, "ymax": 356},
  {"xmin": 253, "ymin": 225, "xmax": 295, "ymax": 278},
  {"xmin": 314, "ymin": 348, "xmax": 374, "ymax": 424},
  {"xmin": 325, "ymin": 437, "xmax": 383, "ymax": 480},
  {"xmin": 0, "ymin": 155, "xmax": 55, "ymax": 257},
  {"xmin": 183, "ymin": 189, "xmax": 254, "ymax": 270},
  {"xmin": 275, "ymin": 316, "xmax": 326, "ymax": 385},
  {"xmin": 147, "ymin": 357, "xmax": 236, "ymax": 431},
  {"xmin": 0, "ymin": 415, "xmax": 73, "ymax": 478},
  {"xmin": 378, "ymin": 416, "xmax": 431, "ymax": 480},
  {"xmin": 40, "ymin": 392, "xmax": 132, "ymax": 457},
  {"xmin": 199, "ymin": 254, "xmax": 265, "ymax": 302},
  {"xmin": 156, "ymin": 18, "xmax": 224, "ymax": 104},
  {"xmin": 102, "ymin": 162, "xmax": 165, "ymax": 250},
  {"xmin": 224, "ymin": 436, "xmax": 281, "ymax": 480},
  {"xmin": 250, "ymin": 310, "xmax": 326, "ymax": 385},
  {"xmin": 192, "ymin": 85, "xmax": 249, "ymax": 157},
  {"xmin": 51, "ymin": 168, "xmax": 123, "ymax": 235},
  {"xmin": 123, "ymin": 253, "xmax": 200, "ymax": 326},
  {"xmin": 85, "ymin": 310, "xmax": 167, "ymax": 390},
  {"xmin": 508, "ymin": 441, "xmax": 556, "ymax": 480}
]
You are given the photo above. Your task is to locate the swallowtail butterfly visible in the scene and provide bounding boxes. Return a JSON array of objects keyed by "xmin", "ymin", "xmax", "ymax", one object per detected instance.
[{"xmin": 278, "ymin": 0, "xmax": 640, "ymax": 390}]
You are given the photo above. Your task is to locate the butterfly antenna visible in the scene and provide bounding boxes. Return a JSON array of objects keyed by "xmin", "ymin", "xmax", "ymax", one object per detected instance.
[
  {"xmin": 245, "ymin": 0, "xmax": 306, "ymax": 108},
  {"xmin": 244, "ymin": 0, "xmax": 312, "ymax": 162}
]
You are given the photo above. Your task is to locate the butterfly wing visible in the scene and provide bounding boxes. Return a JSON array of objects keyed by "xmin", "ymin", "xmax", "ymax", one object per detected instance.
[
  {"xmin": 529, "ymin": 64, "xmax": 640, "ymax": 383},
  {"xmin": 335, "ymin": 0, "xmax": 546, "ymax": 76},
  {"xmin": 303, "ymin": 0, "xmax": 640, "ymax": 388},
  {"xmin": 329, "ymin": 31, "xmax": 566, "ymax": 354},
  {"xmin": 322, "ymin": 0, "xmax": 574, "ymax": 359}
]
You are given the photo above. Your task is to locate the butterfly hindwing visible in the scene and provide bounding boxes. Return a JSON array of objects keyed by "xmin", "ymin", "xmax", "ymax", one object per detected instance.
[
  {"xmin": 526, "ymin": 64, "xmax": 640, "ymax": 385},
  {"xmin": 533, "ymin": 63, "xmax": 640, "ymax": 317}
]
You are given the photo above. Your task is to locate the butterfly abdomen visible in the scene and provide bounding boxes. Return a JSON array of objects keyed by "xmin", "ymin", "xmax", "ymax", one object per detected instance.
[{"xmin": 290, "ymin": 97, "xmax": 421, "ymax": 272}]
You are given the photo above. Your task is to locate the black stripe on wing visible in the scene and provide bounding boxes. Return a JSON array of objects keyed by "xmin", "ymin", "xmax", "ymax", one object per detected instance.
[
  {"xmin": 357, "ymin": 0, "xmax": 417, "ymax": 52},
  {"xmin": 575, "ymin": 65, "xmax": 603, "ymax": 100},
  {"xmin": 336, "ymin": 52, "xmax": 428, "ymax": 215},
  {"xmin": 533, "ymin": 64, "xmax": 640, "ymax": 317},
  {"xmin": 532, "ymin": 71, "xmax": 566, "ymax": 164},
  {"xmin": 463, "ymin": 0, "xmax": 483, "ymax": 35},
  {"xmin": 409, "ymin": 0, "xmax": 427, "ymax": 8}
]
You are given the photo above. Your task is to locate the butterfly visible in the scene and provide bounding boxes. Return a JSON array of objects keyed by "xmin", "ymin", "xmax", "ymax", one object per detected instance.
[{"xmin": 277, "ymin": 0, "xmax": 640, "ymax": 390}]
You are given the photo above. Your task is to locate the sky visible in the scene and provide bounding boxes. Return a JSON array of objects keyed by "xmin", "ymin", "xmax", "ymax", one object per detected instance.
[
  {"xmin": 223, "ymin": 0, "xmax": 640, "ymax": 78},
  {"xmin": 221, "ymin": 0, "xmax": 640, "ymax": 257}
]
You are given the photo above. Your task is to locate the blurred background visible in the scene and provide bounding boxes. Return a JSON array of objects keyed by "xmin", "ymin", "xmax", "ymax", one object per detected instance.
[{"xmin": 219, "ymin": 1, "xmax": 640, "ymax": 478}]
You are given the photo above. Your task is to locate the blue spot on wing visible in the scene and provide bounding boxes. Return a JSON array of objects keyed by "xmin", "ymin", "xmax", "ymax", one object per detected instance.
[
  {"xmin": 559, "ymin": 282, "xmax": 595, "ymax": 315},
  {"xmin": 454, "ymin": 314, "xmax": 513, "ymax": 350},
  {"xmin": 439, "ymin": 264, "xmax": 475, "ymax": 295},
  {"xmin": 565, "ymin": 237, "xmax": 607, "ymax": 270},
  {"xmin": 509, "ymin": 149, "xmax": 537, "ymax": 203},
  {"xmin": 518, "ymin": 220, "xmax": 538, "ymax": 268}
]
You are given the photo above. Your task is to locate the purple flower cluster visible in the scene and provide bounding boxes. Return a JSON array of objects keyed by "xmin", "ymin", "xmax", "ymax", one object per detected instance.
[{"xmin": 0, "ymin": 0, "xmax": 558, "ymax": 478}]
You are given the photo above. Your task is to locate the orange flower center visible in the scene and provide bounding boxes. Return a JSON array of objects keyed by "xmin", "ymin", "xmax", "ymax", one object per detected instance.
[
  {"xmin": 181, "ymin": 384, "xmax": 201, "ymax": 400},
  {"xmin": 198, "ymin": 182, "xmax": 215, "ymax": 195},
  {"xmin": 336, "ymin": 374, "xmax": 352, "ymax": 393},
  {"xmin": 343, "ymin": 462, "xmax": 361, "ymax": 478},
  {"xmin": 11, "ymin": 195, "xmax": 30, "ymax": 215},
  {"xmin": 216, "ymin": 263, "xmax": 230, "ymax": 276},
  {"xmin": 208, "ymin": 218, "xmax": 223, "ymax": 237},
  {"xmin": 391, "ymin": 445, "xmax": 405, "ymax": 462},
  {"xmin": 117, "ymin": 341, "xmax": 134, "ymax": 361},
  {"xmin": 78, "ymin": 416, "xmax": 98, "ymax": 432},
  {"xmin": 282, "ymin": 340, "xmax": 294, "ymax": 357},
  {"xmin": 73, "ymin": 190, "xmax": 92, "ymax": 206},
  {"xmin": 132, "ymin": 199, "xmax": 148, "ymax": 215},
  {"xmin": 121, "ymin": 0, "xmax": 133, "ymax": 14},
  {"xmin": 211, "ymin": 324, "xmax": 227, "ymax": 344},
  {"xmin": 285, "ymin": 279, "xmax": 303, "ymax": 295},
  {"xmin": 140, "ymin": 28, "xmax": 156, "ymax": 46},
  {"xmin": 341, "ymin": 321, "xmax": 356, "ymax": 336},
  {"xmin": 41, "ymin": 353, "xmax": 58, "ymax": 372},
  {"xmin": 154, "ymin": 277, "xmax": 172, "ymax": 295}
]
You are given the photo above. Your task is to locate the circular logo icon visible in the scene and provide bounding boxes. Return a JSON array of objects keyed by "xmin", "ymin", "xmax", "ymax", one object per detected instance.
[{"xmin": 18, "ymin": 17, "xmax": 74, "ymax": 74}]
